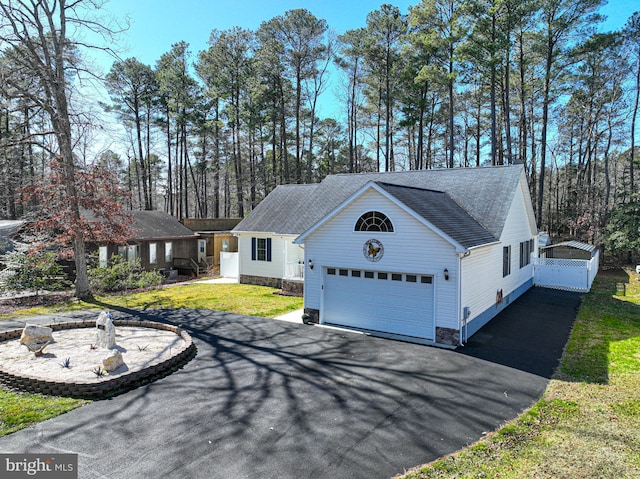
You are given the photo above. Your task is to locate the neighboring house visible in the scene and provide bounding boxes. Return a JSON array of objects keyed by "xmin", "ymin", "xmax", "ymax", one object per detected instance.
[
  {"xmin": 96, "ymin": 211, "xmax": 200, "ymax": 276},
  {"xmin": 0, "ymin": 221, "xmax": 24, "ymax": 256},
  {"xmin": 181, "ymin": 218, "xmax": 241, "ymax": 270},
  {"xmin": 233, "ymin": 184, "xmax": 317, "ymax": 293},
  {"xmin": 236, "ymin": 165, "xmax": 538, "ymax": 348}
]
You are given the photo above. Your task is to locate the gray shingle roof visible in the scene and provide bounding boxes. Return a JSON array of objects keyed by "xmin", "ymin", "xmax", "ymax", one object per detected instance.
[
  {"xmin": 234, "ymin": 165, "xmax": 527, "ymax": 247},
  {"xmin": 375, "ymin": 183, "xmax": 497, "ymax": 248},
  {"xmin": 131, "ymin": 211, "xmax": 198, "ymax": 240},
  {"xmin": 233, "ymin": 184, "xmax": 320, "ymax": 234}
]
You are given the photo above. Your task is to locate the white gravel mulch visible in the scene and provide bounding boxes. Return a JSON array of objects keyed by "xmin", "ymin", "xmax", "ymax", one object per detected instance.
[{"xmin": 0, "ymin": 326, "xmax": 185, "ymax": 383}]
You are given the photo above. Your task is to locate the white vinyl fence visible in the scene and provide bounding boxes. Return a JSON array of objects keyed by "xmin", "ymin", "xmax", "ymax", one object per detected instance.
[
  {"xmin": 533, "ymin": 250, "xmax": 599, "ymax": 292},
  {"xmin": 220, "ymin": 252, "xmax": 239, "ymax": 280}
]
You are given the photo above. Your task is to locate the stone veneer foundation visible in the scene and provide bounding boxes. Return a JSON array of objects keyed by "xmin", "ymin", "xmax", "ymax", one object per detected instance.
[
  {"xmin": 240, "ymin": 275, "xmax": 282, "ymax": 289},
  {"xmin": 435, "ymin": 327, "xmax": 460, "ymax": 347},
  {"xmin": 282, "ymin": 279, "xmax": 304, "ymax": 297},
  {"xmin": 303, "ymin": 308, "xmax": 320, "ymax": 324}
]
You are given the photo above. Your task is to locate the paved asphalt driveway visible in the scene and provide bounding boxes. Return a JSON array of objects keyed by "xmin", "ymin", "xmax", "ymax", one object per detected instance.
[{"xmin": 0, "ymin": 287, "xmax": 581, "ymax": 479}]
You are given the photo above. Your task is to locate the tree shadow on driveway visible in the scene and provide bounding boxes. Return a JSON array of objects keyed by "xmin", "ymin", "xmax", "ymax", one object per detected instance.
[{"xmin": 0, "ymin": 289, "xmax": 581, "ymax": 479}]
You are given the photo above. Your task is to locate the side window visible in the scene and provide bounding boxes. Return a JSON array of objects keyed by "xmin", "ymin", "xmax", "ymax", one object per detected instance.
[
  {"xmin": 503, "ymin": 245, "xmax": 511, "ymax": 277},
  {"xmin": 520, "ymin": 239, "xmax": 533, "ymax": 268},
  {"xmin": 165, "ymin": 241, "xmax": 173, "ymax": 263},
  {"xmin": 127, "ymin": 245, "xmax": 139, "ymax": 265},
  {"xmin": 251, "ymin": 237, "xmax": 272, "ymax": 262},
  {"xmin": 118, "ymin": 245, "xmax": 139, "ymax": 264},
  {"xmin": 99, "ymin": 246, "xmax": 108, "ymax": 268},
  {"xmin": 150, "ymin": 242, "xmax": 157, "ymax": 264}
]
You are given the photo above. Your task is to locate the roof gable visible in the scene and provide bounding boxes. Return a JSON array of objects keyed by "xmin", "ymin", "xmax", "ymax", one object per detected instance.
[
  {"xmin": 235, "ymin": 166, "xmax": 530, "ymax": 244},
  {"xmin": 295, "ymin": 181, "xmax": 497, "ymax": 251}
]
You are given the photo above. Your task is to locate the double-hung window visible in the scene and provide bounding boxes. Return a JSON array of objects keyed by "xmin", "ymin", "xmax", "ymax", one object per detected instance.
[
  {"xmin": 519, "ymin": 239, "xmax": 534, "ymax": 268},
  {"xmin": 503, "ymin": 245, "xmax": 511, "ymax": 277},
  {"xmin": 251, "ymin": 237, "xmax": 272, "ymax": 262}
]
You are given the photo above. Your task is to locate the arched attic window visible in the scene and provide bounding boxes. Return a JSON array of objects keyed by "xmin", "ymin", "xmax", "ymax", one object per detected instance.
[{"xmin": 355, "ymin": 211, "xmax": 394, "ymax": 232}]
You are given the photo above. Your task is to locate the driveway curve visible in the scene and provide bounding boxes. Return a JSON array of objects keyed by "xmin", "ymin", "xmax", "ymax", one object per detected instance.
[{"xmin": 0, "ymin": 287, "xmax": 581, "ymax": 478}]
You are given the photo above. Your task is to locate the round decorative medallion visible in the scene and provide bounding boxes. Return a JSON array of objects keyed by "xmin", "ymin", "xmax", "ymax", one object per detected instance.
[{"xmin": 363, "ymin": 239, "xmax": 384, "ymax": 262}]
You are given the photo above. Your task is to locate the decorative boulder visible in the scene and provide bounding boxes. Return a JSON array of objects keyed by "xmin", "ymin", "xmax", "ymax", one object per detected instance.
[
  {"xmin": 20, "ymin": 325, "xmax": 54, "ymax": 349},
  {"xmin": 102, "ymin": 350, "xmax": 124, "ymax": 372},
  {"xmin": 95, "ymin": 311, "xmax": 116, "ymax": 349}
]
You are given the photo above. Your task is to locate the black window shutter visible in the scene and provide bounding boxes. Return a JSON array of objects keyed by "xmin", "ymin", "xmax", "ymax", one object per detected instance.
[
  {"xmin": 251, "ymin": 237, "xmax": 257, "ymax": 260},
  {"xmin": 266, "ymin": 238, "xmax": 272, "ymax": 262}
]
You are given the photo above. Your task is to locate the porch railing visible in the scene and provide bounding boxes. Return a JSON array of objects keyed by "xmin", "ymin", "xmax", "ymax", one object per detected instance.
[{"xmin": 285, "ymin": 262, "xmax": 304, "ymax": 280}]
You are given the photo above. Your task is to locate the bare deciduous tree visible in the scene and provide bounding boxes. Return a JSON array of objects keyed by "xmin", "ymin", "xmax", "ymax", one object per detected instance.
[{"xmin": 0, "ymin": 0, "xmax": 123, "ymax": 298}]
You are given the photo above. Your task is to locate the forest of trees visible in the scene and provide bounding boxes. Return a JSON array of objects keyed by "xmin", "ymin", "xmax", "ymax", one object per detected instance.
[{"xmin": 1, "ymin": 0, "xmax": 640, "ymax": 265}]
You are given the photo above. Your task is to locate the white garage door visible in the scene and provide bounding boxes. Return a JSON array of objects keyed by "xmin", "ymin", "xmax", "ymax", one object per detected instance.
[{"xmin": 323, "ymin": 268, "xmax": 434, "ymax": 340}]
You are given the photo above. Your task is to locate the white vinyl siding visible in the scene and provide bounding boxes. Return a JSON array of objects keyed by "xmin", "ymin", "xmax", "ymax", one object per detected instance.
[
  {"xmin": 460, "ymin": 173, "xmax": 536, "ymax": 331},
  {"xmin": 303, "ymin": 189, "xmax": 459, "ymax": 330},
  {"xmin": 238, "ymin": 234, "xmax": 297, "ymax": 279},
  {"xmin": 498, "ymin": 177, "xmax": 537, "ymax": 296},
  {"xmin": 460, "ymin": 243, "xmax": 503, "ymax": 323}
]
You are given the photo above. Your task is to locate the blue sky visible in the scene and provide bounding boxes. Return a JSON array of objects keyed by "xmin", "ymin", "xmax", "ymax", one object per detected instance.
[
  {"xmin": 100, "ymin": 0, "xmax": 638, "ymax": 69},
  {"xmin": 103, "ymin": 0, "xmax": 415, "ymax": 67}
]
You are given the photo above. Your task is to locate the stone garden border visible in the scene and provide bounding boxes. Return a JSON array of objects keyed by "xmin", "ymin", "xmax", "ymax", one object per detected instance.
[{"xmin": 0, "ymin": 320, "xmax": 196, "ymax": 399}]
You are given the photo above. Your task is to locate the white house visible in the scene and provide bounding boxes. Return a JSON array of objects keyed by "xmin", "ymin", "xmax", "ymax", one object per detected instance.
[
  {"xmin": 233, "ymin": 184, "xmax": 318, "ymax": 294},
  {"xmin": 235, "ymin": 165, "xmax": 538, "ymax": 347}
]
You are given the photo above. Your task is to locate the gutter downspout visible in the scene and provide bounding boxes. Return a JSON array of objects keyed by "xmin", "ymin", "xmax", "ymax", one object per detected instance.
[
  {"xmin": 458, "ymin": 252, "xmax": 464, "ymax": 347},
  {"xmin": 458, "ymin": 249, "xmax": 470, "ymax": 347},
  {"xmin": 235, "ymin": 233, "xmax": 241, "ymax": 281},
  {"xmin": 282, "ymin": 236, "xmax": 286, "ymax": 280}
]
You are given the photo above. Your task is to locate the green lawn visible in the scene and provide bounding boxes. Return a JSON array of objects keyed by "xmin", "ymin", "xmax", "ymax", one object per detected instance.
[
  {"xmin": 0, "ymin": 390, "xmax": 88, "ymax": 436},
  {"xmin": 0, "ymin": 282, "xmax": 303, "ymax": 436},
  {"xmin": 399, "ymin": 268, "xmax": 640, "ymax": 479},
  {"xmin": 0, "ymin": 282, "xmax": 304, "ymax": 320}
]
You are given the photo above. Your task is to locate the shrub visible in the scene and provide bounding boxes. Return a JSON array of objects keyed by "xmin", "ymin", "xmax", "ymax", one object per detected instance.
[
  {"xmin": 88, "ymin": 254, "xmax": 162, "ymax": 293},
  {"xmin": 0, "ymin": 249, "xmax": 70, "ymax": 295}
]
